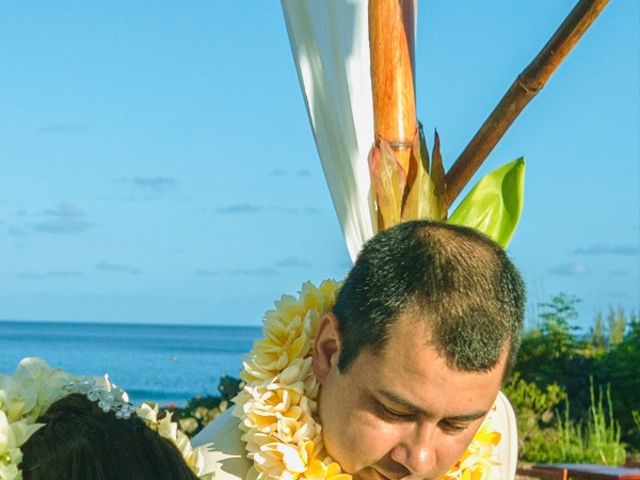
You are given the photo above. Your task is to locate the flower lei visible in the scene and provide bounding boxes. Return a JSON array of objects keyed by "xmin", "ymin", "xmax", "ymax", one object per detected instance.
[
  {"xmin": 234, "ymin": 280, "xmax": 502, "ymax": 480},
  {"xmin": 0, "ymin": 357, "xmax": 207, "ymax": 480}
]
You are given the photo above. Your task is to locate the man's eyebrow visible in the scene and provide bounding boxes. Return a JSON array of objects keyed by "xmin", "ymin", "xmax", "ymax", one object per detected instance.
[
  {"xmin": 445, "ymin": 411, "xmax": 488, "ymax": 422},
  {"xmin": 378, "ymin": 389, "xmax": 423, "ymax": 413},
  {"xmin": 378, "ymin": 389, "xmax": 488, "ymax": 421}
]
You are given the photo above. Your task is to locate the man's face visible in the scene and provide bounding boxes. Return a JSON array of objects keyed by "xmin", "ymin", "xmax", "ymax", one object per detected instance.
[{"xmin": 313, "ymin": 311, "xmax": 507, "ymax": 480}]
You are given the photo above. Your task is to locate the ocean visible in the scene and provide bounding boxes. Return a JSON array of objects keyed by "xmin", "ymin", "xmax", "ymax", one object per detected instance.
[{"xmin": 0, "ymin": 321, "xmax": 263, "ymax": 405}]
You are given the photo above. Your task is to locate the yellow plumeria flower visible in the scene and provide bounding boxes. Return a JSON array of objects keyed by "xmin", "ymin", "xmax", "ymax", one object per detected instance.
[{"xmin": 304, "ymin": 460, "xmax": 351, "ymax": 480}]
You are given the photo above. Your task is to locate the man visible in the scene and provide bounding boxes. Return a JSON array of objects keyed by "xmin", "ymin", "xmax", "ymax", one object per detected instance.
[{"xmin": 193, "ymin": 220, "xmax": 525, "ymax": 480}]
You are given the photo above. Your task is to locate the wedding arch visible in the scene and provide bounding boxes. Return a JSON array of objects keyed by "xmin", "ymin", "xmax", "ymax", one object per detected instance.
[{"xmin": 282, "ymin": 0, "xmax": 607, "ymax": 257}]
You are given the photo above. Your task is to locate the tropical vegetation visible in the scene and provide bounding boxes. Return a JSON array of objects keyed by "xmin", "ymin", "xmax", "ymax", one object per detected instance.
[{"xmin": 506, "ymin": 295, "xmax": 639, "ymax": 465}]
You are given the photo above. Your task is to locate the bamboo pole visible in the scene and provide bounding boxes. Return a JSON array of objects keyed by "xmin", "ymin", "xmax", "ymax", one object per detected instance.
[
  {"xmin": 444, "ymin": 0, "xmax": 610, "ymax": 207},
  {"xmin": 369, "ymin": 0, "xmax": 417, "ymax": 175}
]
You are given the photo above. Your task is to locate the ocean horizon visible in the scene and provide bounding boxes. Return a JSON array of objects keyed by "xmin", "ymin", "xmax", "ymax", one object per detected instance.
[{"xmin": 0, "ymin": 320, "xmax": 263, "ymax": 405}]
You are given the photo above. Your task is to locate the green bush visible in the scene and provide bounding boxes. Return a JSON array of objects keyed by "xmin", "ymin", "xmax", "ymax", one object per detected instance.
[
  {"xmin": 555, "ymin": 383, "xmax": 626, "ymax": 465},
  {"xmin": 514, "ymin": 294, "xmax": 639, "ymax": 451},
  {"xmin": 504, "ymin": 374, "xmax": 567, "ymax": 462},
  {"xmin": 595, "ymin": 318, "xmax": 640, "ymax": 448},
  {"xmin": 163, "ymin": 374, "xmax": 243, "ymax": 438},
  {"xmin": 506, "ymin": 375, "xmax": 627, "ymax": 465}
]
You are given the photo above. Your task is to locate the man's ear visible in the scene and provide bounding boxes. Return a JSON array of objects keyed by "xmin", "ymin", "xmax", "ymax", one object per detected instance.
[{"xmin": 313, "ymin": 311, "xmax": 342, "ymax": 383}]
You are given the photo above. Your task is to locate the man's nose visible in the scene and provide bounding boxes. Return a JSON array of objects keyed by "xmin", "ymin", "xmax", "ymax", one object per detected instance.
[{"xmin": 390, "ymin": 422, "xmax": 437, "ymax": 477}]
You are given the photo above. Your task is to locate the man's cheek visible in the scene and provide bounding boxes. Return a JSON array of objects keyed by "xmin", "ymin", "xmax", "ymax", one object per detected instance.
[
  {"xmin": 345, "ymin": 418, "xmax": 391, "ymax": 462},
  {"xmin": 326, "ymin": 424, "xmax": 370, "ymax": 469},
  {"xmin": 439, "ymin": 430, "xmax": 480, "ymax": 468}
]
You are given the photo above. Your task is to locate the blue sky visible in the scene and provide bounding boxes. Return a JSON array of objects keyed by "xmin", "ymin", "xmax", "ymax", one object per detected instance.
[{"xmin": 1, "ymin": 2, "xmax": 638, "ymax": 330}]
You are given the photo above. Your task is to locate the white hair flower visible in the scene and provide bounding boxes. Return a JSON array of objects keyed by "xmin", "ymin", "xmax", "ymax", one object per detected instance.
[
  {"xmin": 0, "ymin": 411, "xmax": 43, "ymax": 480},
  {"xmin": 0, "ymin": 358, "xmax": 205, "ymax": 479}
]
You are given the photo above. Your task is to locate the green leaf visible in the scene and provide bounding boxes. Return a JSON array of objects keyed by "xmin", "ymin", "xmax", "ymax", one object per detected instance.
[{"xmin": 448, "ymin": 157, "xmax": 525, "ymax": 248}]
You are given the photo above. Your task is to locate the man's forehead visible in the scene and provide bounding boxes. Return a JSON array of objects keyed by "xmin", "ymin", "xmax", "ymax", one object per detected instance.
[
  {"xmin": 382, "ymin": 304, "xmax": 512, "ymax": 374},
  {"xmin": 350, "ymin": 322, "xmax": 505, "ymax": 412},
  {"xmin": 378, "ymin": 308, "xmax": 433, "ymax": 349}
]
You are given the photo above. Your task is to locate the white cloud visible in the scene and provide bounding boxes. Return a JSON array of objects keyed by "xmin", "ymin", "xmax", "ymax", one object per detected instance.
[
  {"xmin": 130, "ymin": 176, "xmax": 177, "ymax": 192},
  {"xmin": 275, "ymin": 257, "xmax": 310, "ymax": 268},
  {"xmin": 548, "ymin": 262, "xmax": 591, "ymax": 276},
  {"xmin": 95, "ymin": 262, "xmax": 140, "ymax": 275},
  {"xmin": 572, "ymin": 243, "xmax": 639, "ymax": 256},
  {"xmin": 33, "ymin": 203, "xmax": 92, "ymax": 234}
]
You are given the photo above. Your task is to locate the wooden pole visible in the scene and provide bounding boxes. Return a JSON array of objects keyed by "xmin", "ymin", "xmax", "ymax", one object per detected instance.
[
  {"xmin": 444, "ymin": 0, "xmax": 610, "ymax": 207},
  {"xmin": 369, "ymin": 0, "xmax": 417, "ymax": 175}
]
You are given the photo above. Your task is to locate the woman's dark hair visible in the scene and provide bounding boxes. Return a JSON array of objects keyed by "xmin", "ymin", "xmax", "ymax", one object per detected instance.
[{"xmin": 20, "ymin": 393, "xmax": 199, "ymax": 480}]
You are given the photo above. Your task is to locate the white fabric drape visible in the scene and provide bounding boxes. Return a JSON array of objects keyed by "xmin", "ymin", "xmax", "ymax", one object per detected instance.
[{"xmin": 281, "ymin": 1, "xmax": 376, "ymax": 262}]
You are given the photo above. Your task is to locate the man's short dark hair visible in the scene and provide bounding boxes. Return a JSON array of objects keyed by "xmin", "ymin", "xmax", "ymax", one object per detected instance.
[{"xmin": 332, "ymin": 220, "xmax": 525, "ymax": 375}]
